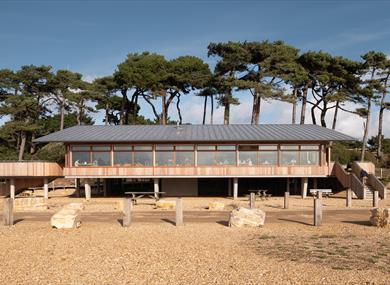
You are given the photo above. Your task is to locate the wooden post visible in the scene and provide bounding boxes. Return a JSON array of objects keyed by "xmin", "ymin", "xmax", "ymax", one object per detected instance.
[
  {"xmin": 84, "ymin": 180, "xmax": 91, "ymax": 201},
  {"xmin": 175, "ymin": 198, "xmax": 183, "ymax": 226},
  {"xmin": 346, "ymin": 188, "xmax": 352, "ymax": 208},
  {"xmin": 9, "ymin": 178, "xmax": 15, "ymax": 199},
  {"xmin": 314, "ymin": 192, "xmax": 322, "ymax": 226},
  {"xmin": 373, "ymin": 191, "xmax": 379, "ymax": 208},
  {"xmin": 3, "ymin": 198, "xmax": 14, "ymax": 226},
  {"xmin": 154, "ymin": 178, "xmax": 159, "ymax": 199},
  {"xmin": 122, "ymin": 197, "xmax": 132, "ymax": 227},
  {"xmin": 301, "ymin": 177, "xmax": 308, "ymax": 199},
  {"xmin": 43, "ymin": 178, "xmax": 49, "ymax": 200},
  {"xmin": 284, "ymin": 191, "xmax": 289, "ymax": 209},
  {"xmin": 233, "ymin": 178, "xmax": 238, "ymax": 200},
  {"xmin": 249, "ymin": 192, "xmax": 255, "ymax": 209}
]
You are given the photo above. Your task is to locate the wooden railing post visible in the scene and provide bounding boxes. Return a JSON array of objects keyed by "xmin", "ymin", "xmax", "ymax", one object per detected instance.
[
  {"xmin": 249, "ymin": 193, "xmax": 255, "ymax": 209},
  {"xmin": 123, "ymin": 198, "xmax": 132, "ymax": 227},
  {"xmin": 175, "ymin": 198, "xmax": 183, "ymax": 226},
  {"xmin": 3, "ymin": 198, "xmax": 14, "ymax": 226},
  {"xmin": 373, "ymin": 191, "xmax": 379, "ymax": 208}
]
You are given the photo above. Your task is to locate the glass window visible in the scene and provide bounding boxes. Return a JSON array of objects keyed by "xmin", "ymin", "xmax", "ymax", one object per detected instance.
[
  {"xmin": 217, "ymin": 145, "xmax": 235, "ymax": 150},
  {"xmin": 197, "ymin": 145, "xmax": 215, "ymax": 151},
  {"xmin": 216, "ymin": 152, "xmax": 236, "ymax": 165},
  {"xmin": 92, "ymin": 146, "xmax": 111, "ymax": 151},
  {"xmin": 300, "ymin": 151, "xmax": 319, "ymax": 165},
  {"xmin": 114, "ymin": 145, "xmax": 132, "ymax": 151},
  {"xmin": 176, "ymin": 152, "xmax": 194, "ymax": 166},
  {"xmin": 239, "ymin": 151, "xmax": 257, "ymax": 166},
  {"xmin": 114, "ymin": 152, "xmax": 133, "ymax": 166},
  {"xmin": 176, "ymin": 145, "xmax": 194, "ymax": 151},
  {"xmin": 155, "ymin": 151, "xmax": 174, "ymax": 166},
  {"xmin": 259, "ymin": 145, "xmax": 278, "ymax": 150},
  {"xmin": 72, "ymin": 152, "xmax": 90, "ymax": 166},
  {"xmin": 301, "ymin": 145, "xmax": 320, "ymax": 150},
  {"xmin": 134, "ymin": 152, "xmax": 152, "ymax": 166},
  {"xmin": 280, "ymin": 145, "xmax": 299, "ymax": 150},
  {"xmin": 259, "ymin": 151, "xmax": 278, "ymax": 165},
  {"xmin": 156, "ymin": 145, "xmax": 174, "ymax": 151},
  {"xmin": 72, "ymin": 145, "xmax": 90, "ymax": 151},
  {"xmin": 134, "ymin": 145, "xmax": 152, "ymax": 151},
  {"xmin": 281, "ymin": 151, "xmax": 299, "ymax": 165},
  {"xmin": 92, "ymin": 152, "xmax": 111, "ymax": 166},
  {"xmin": 197, "ymin": 152, "xmax": 215, "ymax": 165}
]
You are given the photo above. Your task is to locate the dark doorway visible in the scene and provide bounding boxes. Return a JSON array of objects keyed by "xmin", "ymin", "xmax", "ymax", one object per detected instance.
[{"xmin": 198, "ymin": 178, "xmax": 229, "ymax": 196}]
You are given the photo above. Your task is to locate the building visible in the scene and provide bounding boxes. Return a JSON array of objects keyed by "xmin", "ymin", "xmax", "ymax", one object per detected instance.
[{"xmin": 0, "ymin": 124, "xmax": 386, "ymax": 200}]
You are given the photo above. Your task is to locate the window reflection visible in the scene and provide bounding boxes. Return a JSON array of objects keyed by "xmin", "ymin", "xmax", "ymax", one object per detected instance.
[
  {"xmin": 155, "ymin": 151, "xmax": 174, "ymax": 166},
  {"xmin": 114, "ymin": 152, "xmax": 132, "ymax": 166},
  {"xmin": 259, "ymin": 151, "xmax": 278, "ymax": 165},
  {"xmin": 176, "ymin": 152, "xmax": 194, "ymax": 166},
  {"xmin": 300, "ymin": 151, "xmax": 319, "ymax": 165},
  {"xmin": 72, "ymin": 152, "xmax": 90, "ymax": 166},
  {"xmin": 134, "ymin": 152, "xmax": 152, "ymax": 166},
  {"xmin": 92, "ymin": 152, "xmax": 111, "ymax": 166},
  {"xmin": 281, "ymin": 151, "xmax": 299, "ymax": 165}
]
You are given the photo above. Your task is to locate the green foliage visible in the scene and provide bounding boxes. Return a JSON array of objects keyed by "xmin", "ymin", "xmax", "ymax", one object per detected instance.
[{"xmin": 33, "ymin": 143, "xmax": 65, "ymax": 163}]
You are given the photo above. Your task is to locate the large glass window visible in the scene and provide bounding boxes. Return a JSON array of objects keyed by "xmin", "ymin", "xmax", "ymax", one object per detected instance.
[
  {"xmin": 239, "ymin": 145, "xmax": 258, "ymax": 166},
  {"xmin": 92, "ymin": 152, "xmax": 111, "ymax": 166},
  {"xmin": 72, "ymin": 151, "xmax": 90, "ymax": 166},
  {"xmin": 300, "ymin": 146, "xmax": 320, "ymax": 165},
  {"xmin": 175, "ymin": 145, "xmax": 194, "ymax": 166},
  {"xmin": 197, "ymin": 145, "xmax": 236, "ymax": 166},
  {"xmin": 259, "ymin": 151, "xmax": 278, "ymax": 165},
  {"xmin": 134, "ymin": 145, "xmax": 152, "ymax": 166},
  {"xmin": 113, "ymin": 145, "xmax": 132, "ymax": 166}
]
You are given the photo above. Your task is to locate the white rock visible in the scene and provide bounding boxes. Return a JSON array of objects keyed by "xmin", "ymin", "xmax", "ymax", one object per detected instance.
[
  {"xmin": 155, "ymin": 200, "xmax": 176, "ymax": 210},
  {"xmin": 208, "ymin": 201, "xmax": 225, "ymax": 211},
  {"xmin": 370, "ymin": 208, "xmax": 390, "ymax": 227},
  {"xmin": 51, "ymin": 208, "xmax": 81, "ymax": 229},
  {"xmin": 229, "ymin": 207, "xmax": 266, "ymax": 227}
]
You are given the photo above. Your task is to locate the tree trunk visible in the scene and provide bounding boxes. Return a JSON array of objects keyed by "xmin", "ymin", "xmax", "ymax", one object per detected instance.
[
  {"xmin": 133, "ymin": 93, "xmax": 139, "ymax": 124},
  {"xmin": 18, "ymin": 131, "xmax": 26, "ymax": 161},
  {"xmin": 320, "ymin": 100, "xmax": 327, "ymax": 127},
  {"xmin": 361, "ymin": 98, "xmax": 372, "ymax": 162},
  {"xmin": 291, "ymin": 89, "xmax": 297, "ymax": 124},
  {"xmin": 251, "ymin": 92, "xmax": 261, "ymax": 125},
  {"xmin": 119, "ymin": 89, "xmax": 127, "ymax": 125},
  {"xmin": 300, "ymin": 86, "xmax": 308, "ymax": 125},
  {"xmin": 202, "ymin": 96, "xmax": 207, "ymax": 125},
  {"xmin": 210, "ymin": 95, "xmax": 214, "ymax": 125},
  {"xmin": 161, "ymin": 94, "xmax": 167, "ymax": 125},
  {"xmin": 30, "ymin": 133, "xmax": 36, "ymax": 154},
  {"xmin": 377, "ymin": 75, "xmax": 389, "ymax": 161},
  {"xmin": 105, "ymin": 103, "xmax": 109, "ymax": 126},
  {"xmin": 311, "ymin": 104, "xmax": 317, "ymax": 125},
  {"xmin": 176, "ymin": 94, "xmax": 182, "ymax": 125},
  {"xmin": 224, "ymin": 103, "xmax": 230, "ymax": 125},
  {"xmin": 59, "ymin": 100, "xmax": 65, "ymax": 130},
  {"xmin": 332, "ymin": 101, "xmax": 339, "ymax": 130}
]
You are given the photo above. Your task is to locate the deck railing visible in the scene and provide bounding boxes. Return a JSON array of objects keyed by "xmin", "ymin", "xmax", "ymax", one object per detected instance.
[{"xmin": 0, "ymin": 161, "xmax": 63, "ymax": 177}]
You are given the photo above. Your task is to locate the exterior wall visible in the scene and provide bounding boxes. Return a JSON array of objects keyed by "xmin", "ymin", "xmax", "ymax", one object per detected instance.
[
  {"xmin": 0, "ymin": 161, "xmax": 63, "ymax": 177},
  {"xmin": 162, "ymin": 178, "xmax": 198, "ymax": 196},
  {"xmin": 63, "ymin": 165, "xmax": 330, "ymax": 178}
]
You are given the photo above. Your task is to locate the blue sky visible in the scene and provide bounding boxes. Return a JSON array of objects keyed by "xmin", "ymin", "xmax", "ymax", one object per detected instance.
[{"xmin": 1, "ymin": 0, "xmax": 390, "ymax": 138}]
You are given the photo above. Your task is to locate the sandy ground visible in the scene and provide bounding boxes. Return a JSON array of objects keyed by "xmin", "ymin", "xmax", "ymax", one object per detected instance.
[{"xmin": 0, "ymin": 222, "xmax": 389, "ymax": 284}]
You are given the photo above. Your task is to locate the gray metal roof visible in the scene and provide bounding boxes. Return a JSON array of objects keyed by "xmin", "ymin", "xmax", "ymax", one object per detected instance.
[{"xmin": 33, "ymin": 124, "xmax": 356, "ymax": 143}]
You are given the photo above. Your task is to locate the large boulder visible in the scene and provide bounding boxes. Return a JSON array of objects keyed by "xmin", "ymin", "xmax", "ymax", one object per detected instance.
[
  {"xmin": 51, "ymin": 208, "xmax": 81, "ymax": 229},
  {"xmin": 208, "ymin": 201, "xmax": 225, "ymax": 211},
  {"xmin": 155, "ymin": 200, "xmax": 176, "ymax": 210},
  {"xmin": 370, "ymin": 208, "xmax": 390, "ymax": 228},
  {"xmin": 229, "ymin": 207, "xmax": 266, "ymax": 227}
]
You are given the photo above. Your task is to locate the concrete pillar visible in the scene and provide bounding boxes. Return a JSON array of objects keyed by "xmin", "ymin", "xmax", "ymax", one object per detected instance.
[
  {"xmin": 175, "ymin": 198, "xmax": 183, "ymax": 226},
  {"xmin": 103, "ymin": 179, "xmax": 107, "ymax": 197},
  {"xmin": 286, "ymin": 178, "xmax": 290, "ymax": 193},
  {"xmin": 301, "ymin": 177, "xmax": 308, "ymax": 199},
  {"xmin": 346, "ymin": 188, "xmax": 352, "ymax": 208},
  {"xmin": 314, "ymin": 192, "xmax": 322, "ymax": 226},
  {"xmin": 85, "ymin": 180, "xmax": 91, "ymax": 201},
  {"xmin": 43, "ymin": 178, "xmax": 49, "ymax": 200},
  {"xmin": 373, "ymin": 191, "xmax": 379, "ymax": 208},
  {"xmin": 233, "ymin": 178, "xmax": 238, "ymax": 200},
  {"xmin": 284, "ymin": 191, "xmax": 289, "ymax": 209},
  {"xmin": 249, "ymin": 192, "xmax": 255, "ymax": 209},
  {"xmin": 9, "ymin": 178, "xmax": 15, "ymax": 199},
  {"xmin": 154, "ymin": 178, "xmax": 160, "ymax": 199},
  {"xmin": 228, "ymin": 178, "xmax": 232, "ymax": 197},
  {"xmin": 123, "ymin": 197, "xmax": 132, "ymax": 227}
]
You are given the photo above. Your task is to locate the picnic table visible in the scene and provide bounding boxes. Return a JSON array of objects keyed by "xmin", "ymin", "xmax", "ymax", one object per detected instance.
[
  {"xmin": 309, "ymin": 189, "xmax": 333, "ymax": 198},
  {"xmin": 248, "ymin": 189, "xmax": 271, "ymax": 200},
  {"xmin": 124, "ymin": 191, "xmax": 165, "ymax": 205}
]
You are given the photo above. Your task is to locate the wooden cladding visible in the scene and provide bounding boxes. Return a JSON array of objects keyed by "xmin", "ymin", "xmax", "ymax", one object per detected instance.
[
  {"xmin": 0, "ymin": 161, "xmax": 63, "ymax": 177},
  {"xmin": 63, "ymin": 165, "xmax": 330, "ymax": 177}
]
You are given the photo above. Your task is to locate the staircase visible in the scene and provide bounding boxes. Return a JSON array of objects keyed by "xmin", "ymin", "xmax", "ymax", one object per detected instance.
[{"xmin": 364, "ymin": 185, "xmax": 374, "ymax": 200}]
